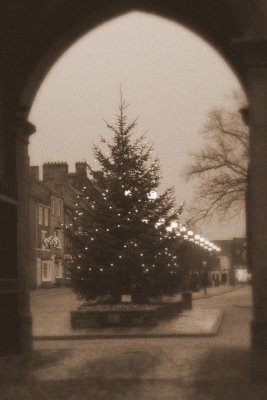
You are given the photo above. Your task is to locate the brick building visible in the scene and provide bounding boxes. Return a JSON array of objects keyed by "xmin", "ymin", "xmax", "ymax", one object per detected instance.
[
  {"xmin": 29, "ymin": 162, "xmax": 89, "ymax": 289},
  {"xmin": 29, "ymin": 167, "xmax": 65, "ymax": 288}
]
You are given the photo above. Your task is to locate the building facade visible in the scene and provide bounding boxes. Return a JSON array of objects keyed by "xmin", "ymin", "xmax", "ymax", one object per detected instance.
[
  {"xmin": 29, "ymin": 167, "xmax": 65, "ymax": 288},
  {"xmin": 29, "ymin": 162, "xmax": 88, "ymax": 289},
  {"xmin": 213, "ymin": 238, "xmax": 247, "ymax": 285}
]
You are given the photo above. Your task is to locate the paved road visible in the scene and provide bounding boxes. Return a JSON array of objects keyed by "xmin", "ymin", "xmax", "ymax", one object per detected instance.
[
  {"xmin": 31, "ymin": 286, "xmax": 225, "ymax": 338},
  {"xmin": 1, "ymin": 284, "xmax": 264, "ymax": 400}
]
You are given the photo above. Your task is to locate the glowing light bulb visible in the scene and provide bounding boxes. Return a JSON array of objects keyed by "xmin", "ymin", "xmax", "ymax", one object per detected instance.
[{"xmin": 170, "ymin": 221, "xmax": 178, "ymax": 229}]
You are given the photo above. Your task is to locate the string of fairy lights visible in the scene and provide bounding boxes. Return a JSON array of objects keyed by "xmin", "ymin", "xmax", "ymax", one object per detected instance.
[{"xmin": 62, "ymin": 184, "xmax": 220, "ymax": 275}]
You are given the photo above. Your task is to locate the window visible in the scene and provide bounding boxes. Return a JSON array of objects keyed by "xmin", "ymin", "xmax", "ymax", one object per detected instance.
[
  {"xmin": 41, "ymin": 230, "xmax": 46, "ymax": 241},
  {"xmin": 57, "ymin": 199, "xmax": 61, "ymax": 217},
  {"xmin": 51, "ymin": 198, "xmax": 55, "ymax": 215},
  {"xmin": 37, "ymin": 259, "xmax": 42, "ymax": 287},
  {"xmin": 42, "ymin": 261, "xmax": 51, "ymax": 281},
  {"xmin": 40, "ymin": 230, "xmax": 47, "ymax": 248},
  {"xmin": 38, "ymin": 206, "xmax": 43, "ymax": 225},
  {"xmin": 44, "ymin": 208, "xmax": 49, "ymax": 226},
  {"xmin": 55, "ymin": 259, "xmax": 63, "ymax": 278},
  {"xmin": 55, "ymin": 230, "xmax": 62, "ymax": 248},
  {"xmin": 65, "ymin": 239, "xmax": 72, "ymax": 253},
  {"xmin": 60, "ymin": 199, "xmax": 63, "ymax": 216},
  {"xmin": 55, "ymin": 199, "xmax": 59, "ymax": 216},
  {"xmin": 59, "ymin": 199, "xmax": 63, "ymax": 216},
  {"xmin": 54, "ymin": 198, "xmax": 62, "ymax": 217}
]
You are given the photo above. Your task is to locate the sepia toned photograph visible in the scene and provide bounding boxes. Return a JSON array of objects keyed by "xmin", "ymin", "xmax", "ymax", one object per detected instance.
[{"xmin": 0, "ymin": 1, "xmax": 266, "ymax": 399}]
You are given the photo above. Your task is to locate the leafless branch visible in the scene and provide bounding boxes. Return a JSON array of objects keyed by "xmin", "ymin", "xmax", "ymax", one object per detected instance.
[{"xmin": 184, "ymin": 97, "xmax": 248, "ymax": 222}]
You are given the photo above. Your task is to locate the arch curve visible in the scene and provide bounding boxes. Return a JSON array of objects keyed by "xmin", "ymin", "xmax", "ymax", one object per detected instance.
[{"xmin": 18, "ymin": 0, "xmax": 249, "ymax": 115}]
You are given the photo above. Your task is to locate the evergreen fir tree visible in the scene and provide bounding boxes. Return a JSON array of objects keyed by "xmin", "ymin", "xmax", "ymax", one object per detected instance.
[{"xmin": 70, "ymin": 97, "xmax": 183, "ymax": 303}]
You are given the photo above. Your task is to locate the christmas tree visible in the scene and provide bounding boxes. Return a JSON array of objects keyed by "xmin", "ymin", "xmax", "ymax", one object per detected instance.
[{"xmin": 70, "ymin": 96, "xmax": 183, "ymax": 303}]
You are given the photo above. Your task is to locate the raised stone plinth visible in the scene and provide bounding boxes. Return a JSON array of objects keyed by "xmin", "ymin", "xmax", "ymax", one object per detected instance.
[
  {"xmin": 71, "ymin": 298, "xmax": 187, "ymax": 329},
  {"xmin": 71, "ymin": 304, "xmax": 159, "ymax": 328}
]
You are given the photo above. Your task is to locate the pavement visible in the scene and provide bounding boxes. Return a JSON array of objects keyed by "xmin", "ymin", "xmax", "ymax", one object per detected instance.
[
  {"xmin": 2, "ymin": 284, "xmax": 266, "ymax": 400},
  {"xmin": 191, "ymin": 283, "xmax": 244, "ymax": 300},
  {"xmin": 30, "ymin": 284, "xmax": 242, "ymax": 339}
]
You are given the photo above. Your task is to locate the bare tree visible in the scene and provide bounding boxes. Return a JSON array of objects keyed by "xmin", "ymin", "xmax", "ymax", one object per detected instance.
[{"xmin": 184, "ymin": 100, "xmax": 249, "ymax": 223}]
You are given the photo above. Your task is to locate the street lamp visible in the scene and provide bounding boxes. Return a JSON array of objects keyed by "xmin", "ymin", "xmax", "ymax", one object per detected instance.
[{"xmin": 202, "ymin": 260, "xmax": 208, "ymax": 296}]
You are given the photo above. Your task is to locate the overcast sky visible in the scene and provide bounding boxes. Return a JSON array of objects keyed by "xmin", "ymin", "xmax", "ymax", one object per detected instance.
[{"xmin": 29, "ymin": 11, "xmax": 246, "ymax": 240}]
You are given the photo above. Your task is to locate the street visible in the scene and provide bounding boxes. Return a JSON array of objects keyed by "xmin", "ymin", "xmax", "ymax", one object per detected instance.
[
  {"xmin": 30, "ymin": 285, "xmax": 225, "ymax": 338},
  {"xmin": 2, "ymin": 284, "xmax": 266, "ymax": 400}
]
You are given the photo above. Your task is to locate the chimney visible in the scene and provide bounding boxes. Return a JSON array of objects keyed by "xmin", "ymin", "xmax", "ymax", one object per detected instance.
[
  {"xmin": 43, "ymin": 162, "xmax": 68, "ymax": 189},
  {"xmin": 70, "ymin": 162, "xmax": 88, "ymax": 190},
  {"xmin": 75, "ymin": 162, "xmax": 87, "ymax": 178},
  {"xmin": 29, "ymin": 166, "xmax": 39, "ymax": 181}
]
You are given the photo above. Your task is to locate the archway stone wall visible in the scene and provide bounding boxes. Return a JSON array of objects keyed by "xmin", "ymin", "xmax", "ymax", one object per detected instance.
[
  {"xmin": 0, "ymin": 0, "xmax": 254, "ymax": 113},
  {"xmin": 1, "ymin": 0, "xmax": 267, "ymax": 378}
]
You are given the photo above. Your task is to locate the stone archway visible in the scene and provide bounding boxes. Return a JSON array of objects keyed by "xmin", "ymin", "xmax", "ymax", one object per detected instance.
[
  {"xmin": 18, "ymin": 1, "xmax": 248, "ymax": 114},
  {"xmin": 1, "ymin": 1, "xmax": 267, "ymax": 378}
]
